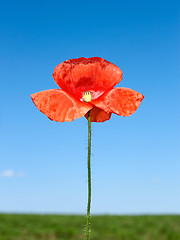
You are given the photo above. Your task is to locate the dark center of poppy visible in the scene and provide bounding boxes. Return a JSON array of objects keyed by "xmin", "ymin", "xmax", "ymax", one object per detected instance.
[{"xmin": 83, "ymin": 91, "xmax": 92, "ymax": 102}]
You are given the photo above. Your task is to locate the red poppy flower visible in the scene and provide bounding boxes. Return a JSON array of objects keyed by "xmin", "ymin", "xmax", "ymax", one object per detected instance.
[{"xmin": 31, "ymin": 57, "xmax": 144, "ymax": 122}]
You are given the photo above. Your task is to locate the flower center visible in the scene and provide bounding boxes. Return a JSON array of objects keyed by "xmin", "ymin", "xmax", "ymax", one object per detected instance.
[{"xmin": 83, "ymin": 91, "xmax": 92, "ymax": 102}]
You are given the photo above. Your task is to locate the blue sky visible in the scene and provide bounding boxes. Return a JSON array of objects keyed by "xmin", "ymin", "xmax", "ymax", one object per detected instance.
[{"xmin": 0, "ymin": 0, "xmax": 180, "ymax": 214}]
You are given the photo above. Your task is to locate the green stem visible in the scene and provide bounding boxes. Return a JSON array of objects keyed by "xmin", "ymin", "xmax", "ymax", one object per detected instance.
[{"xmin": 86, "ymin": 110, "xmax": 91, "ymax": 240}]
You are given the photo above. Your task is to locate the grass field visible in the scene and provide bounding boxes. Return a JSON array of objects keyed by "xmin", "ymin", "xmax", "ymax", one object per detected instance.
[{"xmin": 0, "ymin": 214, "xmax": 180, "ymax": 240}]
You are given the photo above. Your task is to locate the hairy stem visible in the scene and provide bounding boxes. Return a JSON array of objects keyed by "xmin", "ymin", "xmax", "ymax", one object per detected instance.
[{"xmin": 86, "ymin": 111, "xmax": 91, "ymax": 240}]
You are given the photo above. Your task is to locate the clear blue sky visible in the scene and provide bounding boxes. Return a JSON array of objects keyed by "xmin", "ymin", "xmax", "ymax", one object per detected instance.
[{"xmin": 0, "ymin": 0, "xmax": 179, "ymax": 214}]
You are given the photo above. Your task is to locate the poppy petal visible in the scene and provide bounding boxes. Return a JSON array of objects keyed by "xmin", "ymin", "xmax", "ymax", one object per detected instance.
[
  {"xmin": 53, "ymin": 57, "xmax": 123, "ymax": 101},
  {"xmin": 91, "ymin": 87, "xmax": 144, "ymax": 117},
  {"xmin": 31, "ymin": 89, "xmax": 92, "ymax": 122},
  {"xmin": 85, "ymin": 107, "xmax": 112, "ymax": 122}
]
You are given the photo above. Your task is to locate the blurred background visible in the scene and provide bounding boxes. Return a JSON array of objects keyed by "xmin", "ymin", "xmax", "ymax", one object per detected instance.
[{"xmin": 0, "ymin": 0, "xmax": 179, "ymax": 216}]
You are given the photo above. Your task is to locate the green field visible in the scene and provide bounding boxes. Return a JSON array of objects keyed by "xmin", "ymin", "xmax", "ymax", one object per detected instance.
[{"xmin": 0, "ymin": 214, "xmax": 180, "ymax": 240}]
